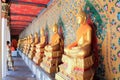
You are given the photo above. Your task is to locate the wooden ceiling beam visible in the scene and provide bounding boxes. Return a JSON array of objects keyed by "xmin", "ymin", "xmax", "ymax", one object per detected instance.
[
  {"xmin": 11, "ymin": 0, "xmax": 47, "ymax": 8},
  {"xmin": 11, "ymin": 26, "xmax": 25, "ymax": 27},
  {"xmin": 11, "ymin": 27, "xmax": 26, "ymax": 29},
  {"xmin": 11, "ymin": 27, "xmax": 24, "ymax": 29},
  {"xmin": 10, "ymin": 20, "xmax": 31, "ymax": 23},
  {"xmin": 10, "ymin": 13, "xmax": 37, "ymax": 17},
  {"xmin": 10, "ymin": 24, "xmax": 28, "ymax": 26}
]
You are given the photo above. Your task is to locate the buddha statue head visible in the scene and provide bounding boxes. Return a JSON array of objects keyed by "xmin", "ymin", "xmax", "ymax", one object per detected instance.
[
  {"xmin": 34, "ymin": 32, "xmax": 38, "ymax": 38},
  {"xmin": 53, "ymin": 24, "xmax": 58, "ymax": 34},
  {"xmin": 77, "ymin": 8, "xmax": 87, "ymax": 24},
  {"xmin": 40, "ymin": 28, "xmax": 45, "ymax": 36}
]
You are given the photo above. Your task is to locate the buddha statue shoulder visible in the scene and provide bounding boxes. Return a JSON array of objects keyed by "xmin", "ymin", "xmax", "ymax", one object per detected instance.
[
  {"xmin": 65, "ymin": 9, "xmax": 92, "ymax": 58},
  {"xmin": 45, "ymin": 24, "xmax": 61, "ymax": 51}
]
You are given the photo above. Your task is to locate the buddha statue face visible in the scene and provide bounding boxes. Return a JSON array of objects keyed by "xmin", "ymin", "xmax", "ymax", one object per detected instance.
[
  {"xmin": 40, "ymin": 28, "xmax": 45, "ymax": 36},
  {"xmin": 77, "ymin": 8, "xmax": 86, "ymax": 25},
  {"xmin": 53, "ymin": 24, "xmax": 58, "ymax": 33}
]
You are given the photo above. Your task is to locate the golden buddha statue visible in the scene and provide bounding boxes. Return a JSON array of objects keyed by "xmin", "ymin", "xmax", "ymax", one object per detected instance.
[
  {"xmin": 23, "ymin": 37, "xmax": 28, "ymax": 54},
  {"xmin": 25, "ymin": 34, "xmax": 33, "ymax": 55},
  {"xmin": 33, "ymin": 28, "xmax": 47, "ymax": 65},
  {"xmin": 24, "ymin": 36, "xmax": 30, "ymax": 54},
  {"xmin": 28, "ymin": 32, "xmax": 39, "ymax": 59},
  {"xmin": 31, "ymin": 32, "xmax": 39, "ymax": 46},
  {"xmin": 20, "ymin": 38, "xmax": 25, "ymax": 51},
  {"xmin": 41, "ymin": 24, "xmax": 63, "ymax": 73},
  {"xmin": 17, "ymin": 39, "xmax": 20, "ymax": 49},
  {"xmin": 44, "ymin": 24, "xmax": 61, "ymax": 51},
  {"xmin": 55, "ymin": 8, "xmax": 94, "ymax": 80},
  {"xmin": 29, "ymin": 34, "xmax": 33, "ymax": 44},
  {"xmin": 65, "ymin": 9, "xmax": 92, "ymax": 58}
]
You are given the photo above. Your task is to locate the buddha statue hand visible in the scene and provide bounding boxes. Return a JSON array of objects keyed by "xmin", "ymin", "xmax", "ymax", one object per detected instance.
[
  {"xmin": 45, "ymin": 45, "xmax": 52, "ymax": 51},
  {"xmin": 67, "ymin": 41, "xmax": 78, "ymax": 49}
]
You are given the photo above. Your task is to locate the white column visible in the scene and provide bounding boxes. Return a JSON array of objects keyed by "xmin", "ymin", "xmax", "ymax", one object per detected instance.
[
  {"xmin": 0, "ymin": 0, "xmax": 2, "ymax": 79},
  {"xmin": 2, "ymin": 18, "xmax": 7, "ymax": 78}
]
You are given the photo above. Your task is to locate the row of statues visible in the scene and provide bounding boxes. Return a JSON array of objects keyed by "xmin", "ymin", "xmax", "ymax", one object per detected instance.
[{"xmin": 17, "ymin": 8, "xmax": 95, "ymax": 80}]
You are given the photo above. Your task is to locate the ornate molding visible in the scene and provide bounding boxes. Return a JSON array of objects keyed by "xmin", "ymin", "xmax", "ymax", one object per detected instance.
[{"xmin": 2, "ymin": 3, "xmax": 9, "ymax": 18}]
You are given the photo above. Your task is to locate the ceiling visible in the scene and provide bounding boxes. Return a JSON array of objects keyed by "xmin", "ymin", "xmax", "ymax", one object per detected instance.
[{"xmin": 9, "ymin": 0, "xmax": 50, "ymax": 36}]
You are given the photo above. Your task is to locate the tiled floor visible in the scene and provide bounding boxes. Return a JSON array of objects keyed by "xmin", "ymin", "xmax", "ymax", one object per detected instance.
[{"xmin": 3, "ymin": 56, "xmax": 36, "ymax": 80}]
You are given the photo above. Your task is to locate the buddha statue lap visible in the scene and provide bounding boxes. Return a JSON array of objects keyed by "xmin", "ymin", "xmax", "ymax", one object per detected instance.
[
  {"xmin": 28, "ymin": 33, "xmax": 39, "ymax": 59},
  {"xmin": 33, "ymin": 28, "xmax": 47, "ymax": 65},
  {"xmin": 55, "ymin": 8, "xmax": 94, "ymax": 80},
  {"xmin": 40, "ymin": 24, "xmax": 63, "ymax": 73}
]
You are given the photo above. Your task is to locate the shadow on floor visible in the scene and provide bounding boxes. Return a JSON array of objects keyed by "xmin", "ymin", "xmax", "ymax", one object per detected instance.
[{"xmin": 3, "ymin": 56, "xmax": 36, "ymax": 80}]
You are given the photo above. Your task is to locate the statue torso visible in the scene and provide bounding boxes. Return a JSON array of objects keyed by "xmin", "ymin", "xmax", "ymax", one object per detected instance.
[
  {"xmin": 51, "ymin": 33, "xmax": 60, "ymax": 45},
  {"xmin": 40, "ymin": 36, "xmax": 46, "ymax": 44},
  {"xmin": 76, "ymin": 23, "xmax": 92, "ymax": 45}
]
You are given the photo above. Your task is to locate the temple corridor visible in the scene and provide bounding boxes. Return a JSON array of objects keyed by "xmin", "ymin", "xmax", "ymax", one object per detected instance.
[
  {"xmin": 1, "ymin": 0, "xmax": 120, "ymax": 80},
  {"xmin": 3, "ymin": 52, "xmax": 36, "ymax": 80}
]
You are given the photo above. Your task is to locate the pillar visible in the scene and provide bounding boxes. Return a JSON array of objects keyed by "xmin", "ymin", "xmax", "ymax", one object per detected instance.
[
  {"xmin": 1, "ymin": 2, "xmax": 10, "ymax": 78},
  {"xmin": 0, "ymin": 0, "xmax": 2, "ymax": 79}
]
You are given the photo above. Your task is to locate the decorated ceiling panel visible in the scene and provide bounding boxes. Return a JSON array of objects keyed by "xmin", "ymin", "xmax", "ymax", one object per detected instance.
[{"xmin": 10, "ymin": 0, "xmax": 50, "ymax": 35}]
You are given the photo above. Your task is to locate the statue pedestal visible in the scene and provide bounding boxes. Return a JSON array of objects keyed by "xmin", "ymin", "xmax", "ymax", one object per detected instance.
[
  {"xmin": 33, "ymin": 44, "xmax": 45, "ymax": 65},
  {"xmin": 40, "ymin": 50, "xmax": 62, "ymax": 73},
  {"xmin": 55, "ymin": 54, "xmax": 94, "ymax": 80}
]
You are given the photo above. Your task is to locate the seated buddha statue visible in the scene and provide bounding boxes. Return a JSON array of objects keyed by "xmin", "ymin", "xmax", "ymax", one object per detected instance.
[
  {"xmin": 17, "ymin": 39, "xmax": 20, "ymax": 49},
  {"xmin": 23, "ymin": 37, "xmax": 28, "ymax": 54},
  {"xmin": 55, "ymin": 8, "xmax": 94, "ymax": 80},
  {"xmin": 33, "ymin": 28, "xmax": 47, "ymax": 65},
  {"xmin": 31, "ymin": 32, "xmax": 39, "ymax": 46},
  {"xmin": 26, "ymin": 34, "xmax": 33, "ymax": 55},
  {"xmin": 45, "ymin": 24, "xmax": 61, "ymax": 52},
  {"xmin": 64, "ymin": 8, "xmax": 92, "ymax": 58},
  {"xmin": 29, "ymin": 34, "xmax": 33, "ymax": 44},
  {"xmin": 36, "ymin": 28, "xmax": 46, "ymax": 48},
  {"xmin": 24, "ymin": 36, "xmax": 30, "ymax": 54},
  {"xmin": 41, "ymin": 24, "xmax": 63, "ymax": 73},
  {"xmin": 28, "ymin": 32, "xmax": 39, "ymax": 59}
]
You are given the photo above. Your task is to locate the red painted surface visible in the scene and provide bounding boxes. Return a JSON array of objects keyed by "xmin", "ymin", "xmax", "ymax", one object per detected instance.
[
  {"xmin": 10, "ymin": 4, "xmax": 43, "ymax": 15},
  {"xmin": 10, "ymin": 0, "xmax": 50, "ymax": 35},
  {"xmin": 19, "ymin": 0, "xmax": 50, "ymax": 4},
  {"xmin": 11, "ymin": 15, "xmax": 34, "ymax": 21},
  {"xmin": 10, "ymin": 22, "xmax": 29, "ymax": 25}
]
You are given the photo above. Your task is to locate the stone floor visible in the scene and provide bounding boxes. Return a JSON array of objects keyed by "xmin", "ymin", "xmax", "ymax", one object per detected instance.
[{"xmin": 3, "ymin": 56, "xmax": 36, "ymax": 80}]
